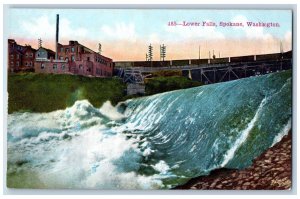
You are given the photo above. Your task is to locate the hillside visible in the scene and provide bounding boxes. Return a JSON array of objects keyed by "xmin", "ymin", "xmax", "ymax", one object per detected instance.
[
  {"xmin": 8, "ymin": 73, "xmax": 127, "ymax": 113},
  {"xmin": 8, "ymin": 73, "xmax": 202, "ymax": 113}
]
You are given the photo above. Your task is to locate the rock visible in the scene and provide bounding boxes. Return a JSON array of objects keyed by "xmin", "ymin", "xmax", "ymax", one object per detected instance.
[
  {"xmin": 174, "ymin": 132, "xmax": 292, "ymax": 190},
  {"xmin": 216, "ymin": 185, "xmax": 222, "ymax": 189},
  {"xmin": 244, "ymin": 182, "xmax": 251, "ymax": 186}
]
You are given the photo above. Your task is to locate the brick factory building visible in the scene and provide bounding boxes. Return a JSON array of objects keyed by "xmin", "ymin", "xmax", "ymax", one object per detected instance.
[
  {"xmin": 57, "ymin": 40, "xmax": 113, "ymax": 77},
  {"xmin": 34, "ymin": 40, "xmax": 113, "ymax": 77},
  {"xmin": 9, "ymin": 15, "xmax": 113, "ymax": 77},
  {"xmin": 8, "ymin": 39, "xmax": 36, "ymax": 72}
]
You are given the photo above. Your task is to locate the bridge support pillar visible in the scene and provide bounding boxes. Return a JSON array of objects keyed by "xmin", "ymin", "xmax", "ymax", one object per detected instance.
[{"xmin": 188, "ymin": 70, "xmax": 192, "ymax": 79}]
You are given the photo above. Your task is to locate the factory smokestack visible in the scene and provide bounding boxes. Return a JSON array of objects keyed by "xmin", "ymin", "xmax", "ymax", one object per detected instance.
[{"xmin": 55, "ymin": 14, "xmax": 59, "ymax": 60}]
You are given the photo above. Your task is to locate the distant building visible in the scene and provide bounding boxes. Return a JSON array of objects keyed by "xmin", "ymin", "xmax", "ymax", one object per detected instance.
[
  {"xmin": 34, "ymin": 40, "xmax": 113, "ymax": 77},
  {"xmin": 57, "ymin": 40, "xmax": 113, "ymax": 77},
  {"xmin": 34, "ymin": 58, "xmax": 69, "ymax": 75},
  {"xmin": 35, "ymin": 47, "xmax": 55, "ymax": 60},
  {"xmin": 34, "ymin": 47, "xmax": 69, "ymax": 74},
  {"xmin": 8, "ymin": 39, "xmax": 36, "ymax": 72},
  {"xmin": 8, "ymin": 38, "xmax": 113, "ymax": 78},
  {"xmin": 22, "ymin": 46, "xmax": 37, "ymax": 70},
  {"xmin": 9, "ymin": 13, "xmax": 113, "ymax": 78}
]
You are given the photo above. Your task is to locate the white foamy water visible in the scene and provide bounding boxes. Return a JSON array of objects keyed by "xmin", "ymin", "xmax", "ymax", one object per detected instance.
[
  {"xmin": 272, "ymin": 119, "xmax": 292, "ymax": 147},
  {"xmin": 7, "ymin": 100, "xmax": 166, "ymax": 189}
]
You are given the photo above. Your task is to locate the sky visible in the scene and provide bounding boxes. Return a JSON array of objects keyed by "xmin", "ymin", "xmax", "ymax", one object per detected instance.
[{"xmin": 7, "ymin": 9, "xmax": 292, "ymax": 61}]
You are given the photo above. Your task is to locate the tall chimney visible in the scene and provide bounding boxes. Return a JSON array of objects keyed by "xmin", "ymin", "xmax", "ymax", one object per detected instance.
[{"xmin": 55, "ymin": 14, "xmax": 59, "ymax": 60}]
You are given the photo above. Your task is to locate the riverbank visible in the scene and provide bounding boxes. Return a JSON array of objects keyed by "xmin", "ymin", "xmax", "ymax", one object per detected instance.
[
  {"xmin": 175, "ymin": 132, "xmax": 292, "ymax": 190},
  {"xmin": 8, "ymin": 73, "xmax": 127, "ymax": 113},
  {"xmin": 8, "ymin": 73, "xmax": 202, "ymax": 113}
]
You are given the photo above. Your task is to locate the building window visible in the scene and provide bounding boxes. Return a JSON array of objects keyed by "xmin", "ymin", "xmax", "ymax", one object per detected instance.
[
  {"xmin": 71, "ymin": 47, "xmax": 75, "ymax": 52},
  {"xmin": 30, "ymin": 53, "xmax": 33, "ymax": 57},
  {"xmin": 66, "ymin": 48, "xmax": 69, "ymax": 53},
  {"xmin": 87, "ymin": 57, "xmax": 90, "ymax": 61},
  {"xmin": 60, "ymin": 47, "xmax": 64, "ymax": 52},
  {"xmin": 26, "ymin": 53, "xmax": 28, "ymax": 57},
  {"xmin": 29, "ymin": 62, "xmax": 32, "ymax": 66},
  {"xmin": 53, "ymin": 64, "xmax": 57, "ymax": 70},
  {"xmin": 41, "ymin": 63, "xmax": 45, "ymax": 69},
  {"xmin": 10, "ymin": 54, "xmax": 14, "ymax": 59},
  {"xmin": 79, "ymin": 64, "xmax": 83, "ymax": 70},
  {"xmin": 25, "ymin": 62, "xmax": 28, "ymax": 66},
  {"xmin": 71, "ymin": 55, "xmax": 75, "ymax": 61},
  {"xmin": 16, "ymin": 62, "xmax": 19, "ymax": 67},
  {"xmin": 61, "ymin": 64, "xmax": 65, "ymax": 70},
  {"xmin": 65, "ymin": 57, "xmax": 69, "ymax": 62},
  {"xmin": 16, "ymin": 54, "xmax": 19, "ymax": 59},
  {"xmin": 60, "ymin": 56, "xmax": 64, "ymax": 60}
]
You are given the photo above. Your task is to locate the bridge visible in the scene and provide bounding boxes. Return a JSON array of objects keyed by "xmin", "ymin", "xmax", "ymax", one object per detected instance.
[
  {"xmin": 115, "ymin": 58, "xmax": 292, "ymax": 85},
  {"xmin": 117, "ymin": 68, "xmax": 144, "ymax": 83},
  {"xmin": 182, "ymin": 59, "xmax": 292, "ymax": 84}
]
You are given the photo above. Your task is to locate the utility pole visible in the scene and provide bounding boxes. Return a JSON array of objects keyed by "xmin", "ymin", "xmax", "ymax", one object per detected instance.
[
  {"xmin": 148, "ymin": 44, "xmax": 153, "ymax": 61},
  {"xmin": 280, "ymin": 40, "xmax": 283, "ymax": 70},
  {"xmin": 198, "ymin": 45, "xmax": 201, "ymax": 66},
  {"xmin": 148, "ymin": 44, "xmax": 153, "ymax": 69},
  {"xmin": 98, "ymin": 43, "xmax": 102, "ymax": 55},
  {"xmin": 38, "ymin": 38, "xmax": 42, "ymax": 48},
  {"xmin": 160, "ymin": 44, "xmax": 166, "ymax": 61},
  {"xmin": 280, "ymin": 40, "xmax": 283, "ymax": 54}
]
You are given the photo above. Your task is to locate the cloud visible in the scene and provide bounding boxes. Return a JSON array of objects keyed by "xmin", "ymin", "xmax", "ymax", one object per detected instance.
[
  {"xmin": 20, "ymin": 16, "xmax": 53, "ymax": 40},
  {"xmin": 282, "ymin": 31, "xmax": 292, "ymax": 52},
  {"xmin": 100, "ymin": 22, "xmax": 138, "ymax": 42},
  {"xmin": 147, "ymin": 33, "xmax": 160, "ymax": 44},
  {"xmin": 284, "ymin": 31, "xmax": 292, "ymax": 42},
  {"xmin": 20, "ymin": 15, "xmax": 88, "ymax": 42}
]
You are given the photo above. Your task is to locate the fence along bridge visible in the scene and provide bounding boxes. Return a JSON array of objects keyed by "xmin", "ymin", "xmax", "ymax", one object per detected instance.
[{"xmin": 115, "ymin": 58, "xmax": 292, "ymax": 84}]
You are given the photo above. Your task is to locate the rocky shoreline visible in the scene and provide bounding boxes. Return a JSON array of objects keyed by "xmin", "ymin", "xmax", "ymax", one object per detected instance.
[{"xmin": 175, "ymin": 132, "xmax": 292, "ymax": 190}]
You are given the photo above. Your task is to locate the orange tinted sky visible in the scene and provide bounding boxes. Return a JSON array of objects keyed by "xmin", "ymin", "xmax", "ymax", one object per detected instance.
[
  {"xmin": 8, "ymin": 9, "xmax": 292, "ymax": 61},
  {"xmin": 13, "ymin": 36, "xmax": 292, "ymax": 61}
]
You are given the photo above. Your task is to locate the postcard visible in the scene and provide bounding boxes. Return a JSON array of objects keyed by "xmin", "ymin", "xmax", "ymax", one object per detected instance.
[{"xmin": 6, "ymin": 7, "xmax": 292, "ymax": 190}]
